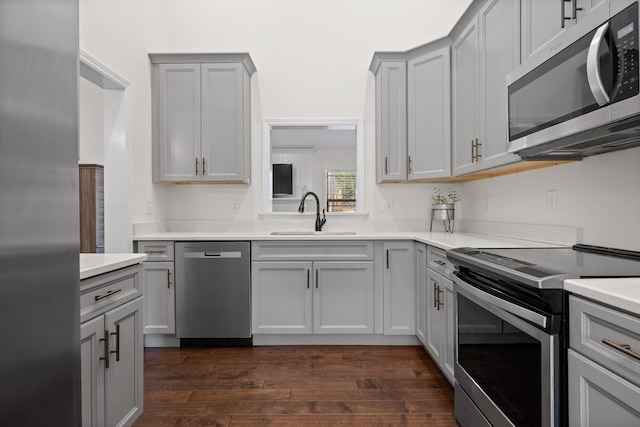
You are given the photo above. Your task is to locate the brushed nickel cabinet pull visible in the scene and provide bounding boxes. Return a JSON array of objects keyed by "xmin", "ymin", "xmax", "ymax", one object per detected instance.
[
  {"xmin": 195, "ymin": 157, "xmax": 199, "ymax": 175},
  {"xmin": 572, "ymin": 0, "xmax": 582, "ymax": 19},
  {"xmin": 437, "ymin": 285, "xmax": 444, "ymax": 310},
  {"xmin": 433, "ymin": 283, "xmax": 438, "ymax": 308},
  {"xmin": 145, "ymin": 250, "xmax": 165, "ymax": 255},
  {"xmin": 470, "ymin": 139, "xmax": 474, "ymax": 162},
  {"xmin": 384, "ymin": 157, "xmax": 388, "ymax": 175},
  {"xmin": 110, "ymin": 324, "xmax": 120, "ymax": 362},
  {"xmin": 475, "ymin": 138, "xmax": 482, "ymax": 159},
  {"xmin": 202, "ymin": 157, "xmax": 206, "ymax": 175},
  {"xmin": 100, "ymin": 329, "xmax": 110, "ymax": 369},
  {"xmin": 95, "ymin": 288, "xmax": 122, "ymax": 301},
  {"xmin": 408, "ymin": 156, "xmax": 412, "ymax": 174},
  {"xmin": 602, "ymin": 338, "xmax": 640, "ymax": 361},
  {"xmin": 167, "ymin": 270, "xmax": 172, "ymax": 289}
]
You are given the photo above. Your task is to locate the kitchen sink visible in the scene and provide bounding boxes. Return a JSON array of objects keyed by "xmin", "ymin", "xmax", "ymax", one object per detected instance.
[{"xmin": 270, "ymin": 231, "xmax": 357, "ymax": 236}]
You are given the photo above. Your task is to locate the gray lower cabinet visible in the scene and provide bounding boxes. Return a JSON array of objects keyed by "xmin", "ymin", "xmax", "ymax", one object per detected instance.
[
  {"xmin": 407, "ymin": 46, "xmax": 451, "ymax": 180},
  {"xmin": 251, "ymin": 241, "xmax": 375, "ymax": 335},
  {"xmin": 135, "ymin": 241, "xmax": 176, "ymax": 336},
  {"xmin": 382, "ymin": 241, "xmax": 416, "ymax": 335},
  {"xmin": 452, "ymin": 0, "xmax": 520, "ymax": 176},
  {"xmin": 150, "ymin": 53, "xmax": 255, "ymax": 183},
  {"xmin": 426, "ymin": 269, "xmax": 455, "ymax": 385},
  {"xmin": 568, "ymin": 295, "xmax": 640, "ymax": 426},
  {"xmin": 424, "ymin": 246, "xmax": 455, "ymax": 385},
  {"xmin": 80, "ymin": 265, "xmax": 144, "ymax": 427},
  {"xmin": 415, "ymin": 243, "xmax": 428, "ymax": 346}
]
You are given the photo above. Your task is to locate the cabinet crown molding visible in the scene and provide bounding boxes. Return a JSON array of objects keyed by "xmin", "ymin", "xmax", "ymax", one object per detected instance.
[{"xmin": 148, "ymin": 52, "xmax": 256, "ymax": 75}]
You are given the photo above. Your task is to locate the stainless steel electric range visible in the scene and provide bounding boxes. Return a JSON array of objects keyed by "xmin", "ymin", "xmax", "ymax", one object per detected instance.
[{"xmin": 446, "ymin": 244, "xmax": 640, "ymax": 427}]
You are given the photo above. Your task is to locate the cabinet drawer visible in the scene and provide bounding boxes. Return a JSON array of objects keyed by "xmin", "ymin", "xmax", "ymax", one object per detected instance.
[
  {"xmin": 136, "ymin": 241, "xmax": 174, "ymax": 261},
  {"xmin": 570, "ymin": 295, "xmax": 640, "ymax": 386},
  {"xmin": 252, "ymin": 241, "xmax": 374, "ymax": 261},
  {"xmin": 81, "ymin": 264, "xmax": 142, "ymax": 323},
  {"xmin": 427, "ymin": 246, "xmax": 453, "ymax": 277}
]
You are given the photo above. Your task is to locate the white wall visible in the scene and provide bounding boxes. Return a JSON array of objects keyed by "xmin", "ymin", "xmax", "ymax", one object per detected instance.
[
  {"xmin": 79, "ymin": 0, "xmax": 472, "ymax": 229},
  {"xmin": 460, "ymin": 147, "xmax": 640, "ymax": 251},
  {"xmin": 79, "ymin": 0, "xmax": 639, "ymax": 249},
  {"xmin": 78, "ymin": 77, "xmax": 104, "ymax": 165}
]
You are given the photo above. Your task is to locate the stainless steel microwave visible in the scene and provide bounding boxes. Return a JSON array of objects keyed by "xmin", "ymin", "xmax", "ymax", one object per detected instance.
[{"xmin": 507, "ymin": 1, "xmax": 640, "ymax": 160}]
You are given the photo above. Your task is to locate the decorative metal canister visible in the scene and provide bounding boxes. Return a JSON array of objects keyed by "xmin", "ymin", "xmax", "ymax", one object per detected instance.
[
  {"xmin": 432, "ymin": 203, "xmax": 455, "ymax": 220},
  {"xmin": 430, "ymin": 203, "xmax": 455, "ymax": 232}
]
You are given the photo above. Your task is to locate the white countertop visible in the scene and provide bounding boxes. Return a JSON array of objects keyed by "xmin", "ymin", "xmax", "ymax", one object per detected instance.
[
  {"xmin": 80, "ymin": 253, "xmax": 148, "ymax": 280},
  {"xmin": 132, "ymin": 230, "xmax": 561, "ymax": 251},
  {"xmin": 565, "ymin": 278, "xmax": 640, "ymax": 316}
]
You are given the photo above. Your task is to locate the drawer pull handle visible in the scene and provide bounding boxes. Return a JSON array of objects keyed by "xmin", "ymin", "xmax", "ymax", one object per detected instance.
[
  {"xmin": 602, "ymin": 338, "xmax": 640, "ymax": 361},
  {"xmin": 167, "ymin": 270, "xmax": 172, "ymax": 289},
  {"xmin": 95, "ymin": 288, "xmax": 122, "ymax": 301},
  {"xmin": 434, "ymin": 260, "xmax": 446, "ymax": 267}
]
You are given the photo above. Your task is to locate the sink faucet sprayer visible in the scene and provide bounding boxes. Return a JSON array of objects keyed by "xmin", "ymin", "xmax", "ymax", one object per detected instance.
[{"xmin": 298, "ymin": 191, "xmax": 326, "ymax": 231}]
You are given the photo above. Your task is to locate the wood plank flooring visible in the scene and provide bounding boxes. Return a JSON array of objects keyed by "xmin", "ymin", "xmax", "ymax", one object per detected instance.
[{"xmin": 133, "ymin": 345, "xmax": 458, "ymax": 426}]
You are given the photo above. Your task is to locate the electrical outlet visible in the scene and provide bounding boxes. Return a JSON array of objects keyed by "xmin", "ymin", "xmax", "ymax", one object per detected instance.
[
  {"xmin": 547, "ymin": 190, "xmax": 557, "ymax": 211},
  {"xmin": 484, "ymin": 196, "xmax": 491, "ymax": 211},
  {"xmin": 232, "ymin": 200, "xmax": 239, "ymax": 213},
  {"xmin": 382, "ymin": 199, "xmax": 393, "ymax": 211},
  {"xmin": 145, "ymin": 199, "xmax": 153, "ymax": 215}
]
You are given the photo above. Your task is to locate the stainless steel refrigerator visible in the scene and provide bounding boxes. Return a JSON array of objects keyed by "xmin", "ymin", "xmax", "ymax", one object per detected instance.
[{"xmin": 0, "ymin": 0, "xmax": 81, "ymax": 425}]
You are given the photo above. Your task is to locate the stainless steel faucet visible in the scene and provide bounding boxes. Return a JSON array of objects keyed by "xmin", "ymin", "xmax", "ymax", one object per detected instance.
[{"xmin": 298, "ymin": 191, "xmax": 326, "ymax": 231}]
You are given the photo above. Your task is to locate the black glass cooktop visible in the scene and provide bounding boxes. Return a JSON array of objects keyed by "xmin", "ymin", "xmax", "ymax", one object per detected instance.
[{"xmin": 447, "ymin": 244, "xmax": 640, "ymax": 289}]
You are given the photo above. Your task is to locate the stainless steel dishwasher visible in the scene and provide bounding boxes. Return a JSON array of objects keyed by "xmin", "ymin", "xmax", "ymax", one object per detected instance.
[{"xmin": 175, "ymin": 241, "xmax": 251, "ymax": 344}]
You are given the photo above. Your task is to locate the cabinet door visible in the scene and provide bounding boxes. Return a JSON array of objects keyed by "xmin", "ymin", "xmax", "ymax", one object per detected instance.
[
  {"xmin": 441, "ymin": 277, "xmax": 455, "ymax": 385},
  {"xmin": 568, "ymin": 349, "xmax": 640, "ymax": 427},
  {"xmin": 142, "ymin": 261, "xmax": 175, "ymax": 335},
  {"xmin": 313, "ymin": 261, "xmax": 375, "ymax": 334},
  {"xmin": 104, "ymin": 297, "xmax": 143, "ymax": 427},
  {"xmin": 452, "ymin": 17, "xmax": 480, "ymax": 176},
  {"xmin": 376, "ymin": 61, "xmax": 407, "ymax": 182},
  {"xmin": 426, "ymin": 269, "xmax": 444, "ymax": 363},
  {"xmin": 201, "ymin": 63, "xmax": 247, "ymax": 182},
  {"xmin": 158, "ymin": 63, "xmax": 201, "ymax": 182},
  {"xmin": 383, "ymin": 242, "xmax": 416, "ymax": 335},
  {"xmin": 415, "ymin": 244, "xmax": 428, "ymax": 346},
  {"xmin": 81, "ymin": 316, "xmax": 105, "ymax": 427},
  {"xmin": 478, "ymin": 0, "xmax": 521, "ymax": 170},
  {"xmin": 252, "ymin": 261, "xmax": 313, "ymax": 334},
  {"xmin": 521, "ymin": 0, "xmax": 575, "ymax": 63},
  {"xmin": 407, "ymin": 48, "xmax": 451, "ymax": 180}
]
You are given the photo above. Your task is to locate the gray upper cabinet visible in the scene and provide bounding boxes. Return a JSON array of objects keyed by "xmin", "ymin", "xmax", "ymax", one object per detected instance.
[
  {"xmin": 371, "ymin": 41, "xmax": 452, "ymax": 183},
  {"xmin": 452, "ymin": 17, "xmax": 480, "ymax": 175},
  {"xmin": 372, "ymin": 59, "xmax": 408, "ymax": 182},
  {"xmin": 150, "ymin": 53, "xmax": 255, "ymax": 183},
  {"xmin": 452, "ymin": 0, "xmax": 520, "ymax": 176},
  {"xmin": 407, "ymin": 46, "xmax": 452, "ymax": 180},
  {"xmin": 521, "ymin": 0, "xmax": 609, "ymax": 63},
  {"xmin": 478, "ymin": 0, "xmax": 521, "ymax": 170}
]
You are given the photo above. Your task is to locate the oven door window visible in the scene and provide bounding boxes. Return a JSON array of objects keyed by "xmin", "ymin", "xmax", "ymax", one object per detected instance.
[{"xmin": 458, "ymin": 293, "xmax": 542, "ymax": 427}]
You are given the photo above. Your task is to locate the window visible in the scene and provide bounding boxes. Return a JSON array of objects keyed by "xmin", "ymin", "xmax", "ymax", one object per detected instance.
[{"xmin": 326, "ymin": 170, "xmax": 356, "ymax": 213}]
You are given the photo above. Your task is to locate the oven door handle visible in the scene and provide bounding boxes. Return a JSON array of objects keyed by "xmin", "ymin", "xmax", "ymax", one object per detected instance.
[{"xmin": 453, "ymin": 275, "xmax": 548, "ymax": 329}]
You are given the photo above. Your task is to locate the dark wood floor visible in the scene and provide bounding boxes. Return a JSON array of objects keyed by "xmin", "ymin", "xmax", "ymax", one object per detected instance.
[{"xmin": 133, "ymin": 345, "xmax": 458, "ymax": 426}]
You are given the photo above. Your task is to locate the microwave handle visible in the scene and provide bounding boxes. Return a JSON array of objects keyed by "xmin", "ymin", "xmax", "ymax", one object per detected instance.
[{"xmin": 586, "ymin": 22, "xmax": 611, "ymax": 106}]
